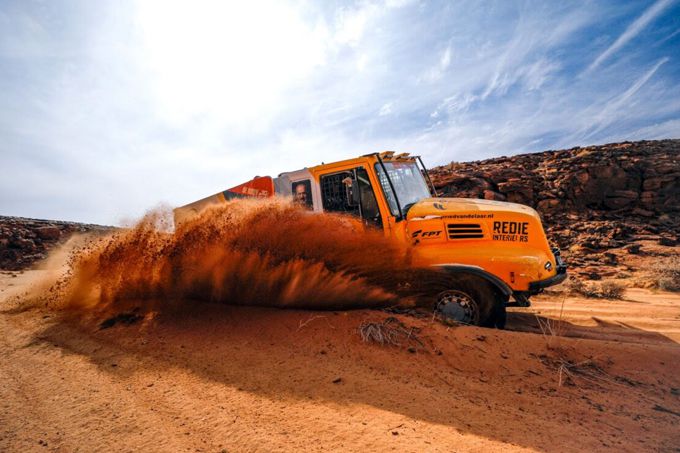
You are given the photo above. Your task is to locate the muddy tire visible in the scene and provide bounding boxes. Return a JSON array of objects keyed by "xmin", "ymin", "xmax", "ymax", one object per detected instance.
[{"xmin": 434, "ymin": 275, "xmax": 507, "ymax": 328}]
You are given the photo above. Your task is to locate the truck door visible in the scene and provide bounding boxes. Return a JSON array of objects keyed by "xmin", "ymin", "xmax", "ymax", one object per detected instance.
[{"xmin": 319, "ymin": 167, "xmax": 382, "ymax": 228}]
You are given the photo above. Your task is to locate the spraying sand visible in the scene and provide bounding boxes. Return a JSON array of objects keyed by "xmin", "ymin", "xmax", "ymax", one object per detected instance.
[{"xmin": 55, "ymin": 199, "xmax": 451, "ymax": 318}]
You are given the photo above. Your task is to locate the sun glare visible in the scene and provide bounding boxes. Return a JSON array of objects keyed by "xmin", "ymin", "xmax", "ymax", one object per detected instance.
[{"xmin": 135, "ymin": 0, "xmax": 327, "ymax": 125}]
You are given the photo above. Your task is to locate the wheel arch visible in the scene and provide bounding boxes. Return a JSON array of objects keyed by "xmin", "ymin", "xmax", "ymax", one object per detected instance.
[{"xmin": 434, "ymin": 264, "xmax": 512, "ymax": 299}]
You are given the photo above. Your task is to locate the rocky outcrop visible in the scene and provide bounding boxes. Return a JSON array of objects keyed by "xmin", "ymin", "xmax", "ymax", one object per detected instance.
[
  {"xmin": 431, "ymin": 140, "xmax": 679, "ymax": 215},
  {"xmin": 0, "ymin": 216, "xmax": 113, "ymax": 270},
  {"xmin": 429, "ymin": 139, "xmax": 679, "ymax": 277}
]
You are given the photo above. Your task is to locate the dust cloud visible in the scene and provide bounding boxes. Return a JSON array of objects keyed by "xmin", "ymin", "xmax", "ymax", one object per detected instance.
[{"xmin": 61, "ymin": 198, "xmax": 434, "ymax": 315}]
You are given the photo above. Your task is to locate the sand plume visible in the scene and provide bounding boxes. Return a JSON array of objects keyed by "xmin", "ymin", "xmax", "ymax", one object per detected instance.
[{"xmin": 63, "ymin": 198, "xmax": 428, "ymax": 315}]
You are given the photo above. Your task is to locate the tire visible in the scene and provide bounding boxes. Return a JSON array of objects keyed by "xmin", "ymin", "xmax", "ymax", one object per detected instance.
[
  {"xmin": 491, "ymin": 294, "xmax": 507, "ymax": 329},
  {"xmin": 434, "ymin": 274, "xmax": 507, "ymax": 329}
]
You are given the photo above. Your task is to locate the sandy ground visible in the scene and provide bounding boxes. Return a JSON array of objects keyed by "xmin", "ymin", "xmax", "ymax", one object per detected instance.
[{"xmin": 1, "ymin": 270, "xmax": 679, "ymax": 453}]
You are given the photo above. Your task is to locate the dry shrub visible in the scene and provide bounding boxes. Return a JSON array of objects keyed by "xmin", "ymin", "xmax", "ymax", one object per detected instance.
[
  {"xmin": 650, "ymin": 255, "xmax": 680, "ymax": 291},
  {"xmin": 598, "ymin": 281, "xmax": 625, "ymax": 299},
  {"xmin": 564, "ymin": 278, "xmax": 597, "ymax": 298},
  {"xmin": 358, "ymin": 317, "xmax": 424, "ymax": 349},
  {"xmin": 565, "ymin": 277, "xmax": 624, "ymax": 299},
  {"xmin": 539, "ymin": 354, "xmax": 610, "ymax": 388},
  {"xmin": 535, "ymin": 295, "xmax": 567, "ymax": 350}
]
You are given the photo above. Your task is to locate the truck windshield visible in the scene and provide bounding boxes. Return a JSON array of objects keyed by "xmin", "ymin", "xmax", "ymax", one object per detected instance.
[{"xmin": 375, "ymin": 161, "xmax": 432, "ymax": 217}]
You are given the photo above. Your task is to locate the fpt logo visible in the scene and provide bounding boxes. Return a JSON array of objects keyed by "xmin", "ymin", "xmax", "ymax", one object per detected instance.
[{"xmin": 411, "ymin": 229, "xmax": 442, "ymax": 239}]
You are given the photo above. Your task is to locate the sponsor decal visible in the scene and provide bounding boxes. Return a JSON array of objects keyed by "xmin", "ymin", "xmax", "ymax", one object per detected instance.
[
  {"xmin": 411, "ymin": 229, "xmax": 442, "ymax": 239},
  {"xmin": 444, "ymin": 213, "xmax": 494, "ymax": 219},
  {"xmin": 241, "ymin": 187, "xmax": 269, "ymax": 197},
  {"xmin": 492, "ymin": 221, "xmax": 529, "ymax": 242}
]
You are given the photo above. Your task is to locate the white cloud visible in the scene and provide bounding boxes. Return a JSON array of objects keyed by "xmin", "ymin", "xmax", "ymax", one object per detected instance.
[
  {"xmin": 379, "ymin": 102, "xmax": 393, "ymax": 116},
  {"xmin": 624, "ymin": 118, "xmax": 680, "ymax": 139},
  {"xmin": 440, "ymin": 46, "xmax": 451, "ymax": 69},
  {"xmin": 586, "ymin": 0, "xmax": 674, "ymax": 73},
  {"xmin": 479, "ymin": 4, "xmax": 591, "ymax": 100},
  {"xmin": 422, "ymin": 45, "xmax": 452, "ymax": 82},
  {"xmin": 571, "ymin": 57, "xmax": 670, "ymax": 142},
  {"xmin": 333, "ymin": 4, "xmax": 374, "ymax": 47},
  {"xmin": 521, "ymin": 59, "xmax": 560, "ymax": 91},
  {"xmin": 433, "ymin": 93, "xmax": 479, "ymax": 117}
]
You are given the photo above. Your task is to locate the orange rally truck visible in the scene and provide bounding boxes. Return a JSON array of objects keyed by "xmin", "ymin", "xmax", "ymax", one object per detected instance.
[{"xmin": 174, "ymin": 152, "xmax": 567, "ymax": 328}]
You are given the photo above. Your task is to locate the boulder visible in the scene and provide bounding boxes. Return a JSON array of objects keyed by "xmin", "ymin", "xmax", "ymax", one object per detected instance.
[
  {"xmin": 10, "ymin": 238, "xmax": 35, "ymax": 251},
  {"xmin": 35, "ymin": 226, "xmax": 61, "ymax": 240},
  {"xmin": 483, "ymin": 190, "xmax": 506, "ymax": 201},
  {"xmin": 537, "ymin": 198, "xmax": 560, "ymax": 211},
  {"xmin": 624, "ymin": 244, "xmax": 641, "ymax": 254}
]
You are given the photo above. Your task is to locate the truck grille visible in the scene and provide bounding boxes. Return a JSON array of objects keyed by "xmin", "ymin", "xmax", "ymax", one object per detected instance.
[{"xmin": 447, "ymin": 224, "xmax": 484, "ymax": 240}]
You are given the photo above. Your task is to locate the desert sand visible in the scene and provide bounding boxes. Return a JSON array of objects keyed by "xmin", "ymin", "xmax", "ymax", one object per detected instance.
[{"xmin": 1, "ymin": 268, "xmax": 679, "ymax": 453}]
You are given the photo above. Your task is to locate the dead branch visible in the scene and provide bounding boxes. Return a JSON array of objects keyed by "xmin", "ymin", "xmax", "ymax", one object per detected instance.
[{"xmin": 358, "ymin": 317, "xmax": 424, "ymax": 349}]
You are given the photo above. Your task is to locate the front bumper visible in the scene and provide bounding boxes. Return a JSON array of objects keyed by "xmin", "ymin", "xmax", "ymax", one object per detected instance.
[{"xmin": 528, "ymin": 248, "xmax": 568, "ymax": 293}]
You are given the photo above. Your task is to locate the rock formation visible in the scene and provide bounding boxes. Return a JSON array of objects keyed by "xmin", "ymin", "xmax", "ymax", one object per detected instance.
[
  {"xmin": 430, "ymin": 139, "xmax": 679, "ymax": 277},
  {"xmin": 0, "ymin": 217, "xmax": 112, "ymax": 270}
]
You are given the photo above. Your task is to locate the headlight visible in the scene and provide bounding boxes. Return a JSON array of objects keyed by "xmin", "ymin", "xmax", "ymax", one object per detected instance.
[{"xmin": 545, "ymin": 261, "xmax": 553, "ymax": 271}]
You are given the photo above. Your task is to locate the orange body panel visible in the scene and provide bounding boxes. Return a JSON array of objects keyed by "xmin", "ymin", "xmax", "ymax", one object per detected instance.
[
  {"xmin": 301, "ymin": 155, "xmax": 560, "ymax": 292},
  {"xmin": 404, "ymin": 198, "xmax": 556, "ymax": 291}
]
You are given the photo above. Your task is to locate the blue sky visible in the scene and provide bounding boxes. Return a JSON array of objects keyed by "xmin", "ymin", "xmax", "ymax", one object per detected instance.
[{"xmin": 1, "ymin": 0, "xmax": 679, "ymax": 224}]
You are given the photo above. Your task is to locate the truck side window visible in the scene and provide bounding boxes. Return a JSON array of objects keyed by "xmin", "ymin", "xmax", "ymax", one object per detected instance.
[
  {"xmin": 292, "ymin": 180, "xmax": 313, "ymax": 209},
  {"xmin": 356, "ymin": 168, "xmax": 382, "ymax": 228},
  {"xmin": 320, "ymin": 168, "xmax": 382, "ymax": 228},
  {"xmin": 320, "ymin": 171, "xmax": 359, "ymax": 216}
]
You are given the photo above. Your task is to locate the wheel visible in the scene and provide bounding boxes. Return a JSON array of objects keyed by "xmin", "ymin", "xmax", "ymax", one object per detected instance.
[
  {"xmin": 433, "ymin": 276, "xmax": 506, "ymax": 329},
  {"xmin": 435, "ymin": 290, "xmax": 480, "ymax": 325}
]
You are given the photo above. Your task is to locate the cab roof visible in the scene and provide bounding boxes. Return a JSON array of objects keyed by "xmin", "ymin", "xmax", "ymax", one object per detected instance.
[{"xmin": 278, "ymin": 151, "xmax": 418, "ymax": 177}]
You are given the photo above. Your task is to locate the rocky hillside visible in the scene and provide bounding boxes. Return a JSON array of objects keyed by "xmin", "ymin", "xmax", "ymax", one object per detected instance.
[
  {"xmin": 0, "ymin": 217, "xmax": 112, "ymax": 270},
  {"xmin": 430, "ymin": 139, "xmax": 679, "ymax": 279}
]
